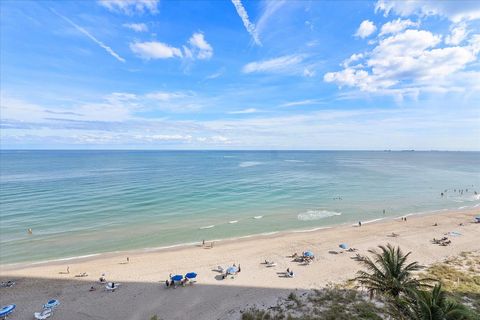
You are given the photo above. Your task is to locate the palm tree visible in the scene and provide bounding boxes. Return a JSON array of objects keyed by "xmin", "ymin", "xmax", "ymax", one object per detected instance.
[
  {"xmin": 354, "ymin": 243, "xmax": 425, "ymax": 299},
  {"xmin": 401, "ymin": 284, "xmax": 474, "ymax": 320}
]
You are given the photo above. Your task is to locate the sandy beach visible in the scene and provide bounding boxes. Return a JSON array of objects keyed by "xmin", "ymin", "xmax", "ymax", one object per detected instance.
[{"xmin": 1, "ymin": 209, "xmax": 479, "ymax": 320}]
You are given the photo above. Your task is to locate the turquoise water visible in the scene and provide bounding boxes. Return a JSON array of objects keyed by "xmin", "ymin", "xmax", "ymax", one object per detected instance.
[{"xmin": 1, "ymin": 150, "xmax": 479, "ymax": 264}]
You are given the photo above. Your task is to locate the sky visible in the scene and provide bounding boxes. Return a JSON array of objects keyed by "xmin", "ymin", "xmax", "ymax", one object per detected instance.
[{"xmin": 1, "ymin": 0, "xmax": 479, "ymax": 150}]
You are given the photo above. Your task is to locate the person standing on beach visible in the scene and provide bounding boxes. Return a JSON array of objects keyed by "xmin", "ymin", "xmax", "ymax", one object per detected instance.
[
  {"xmin": 358, "ymin": 221, "xmax": 362, "ymax": 227},
  {"xmin": 67, "ymin": 266, "xmax": 70, "ymax": 274}
]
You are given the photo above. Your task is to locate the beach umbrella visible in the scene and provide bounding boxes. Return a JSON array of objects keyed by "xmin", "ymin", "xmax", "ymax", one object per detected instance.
[
  {"xmin": 0, "ymin": 304, "xmax": 15, "ymax": 318},
  {"xmin": 226, "ymin": 266, "xmax": 238, "ymax": 274},
  {"xmin": 303, "ymin": 251, "xmax": 314, "ymax": 257},
  {"xmin": 185, "ymin": 272, "xmax": 197, "ymax": 279},
  {"xmin": 339, "ymin": 243, "xmax": 348, "ymax": 249},
  {"xmin": 171, "ymin": 275, "xmax": 183, "ymax": 282}
]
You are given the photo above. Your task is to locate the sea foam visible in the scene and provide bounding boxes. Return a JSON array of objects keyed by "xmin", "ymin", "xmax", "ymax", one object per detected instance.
[
  {"xmin": 297, "ymin": 210, "xmax": 341, "ymax": 221},
  {"xmin": 239, "ymin": 161, "xmax": 262, "ymax": 168}
]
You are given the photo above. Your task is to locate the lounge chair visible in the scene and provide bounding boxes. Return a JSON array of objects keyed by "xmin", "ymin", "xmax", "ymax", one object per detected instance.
[
  {"xmin": 75, "ymin": 272, "xmax": 88, "ymax": 278},
  {"xmin": 0, "ymin": 281, "xmax": 15, "ymax": 288},
  {"xmin": 43, "ymin": 300, "xmax": 59, "ymax": 310},
  {"xmin": 34, "ymin": 308, "xmax": 52, "ymax": 320}
]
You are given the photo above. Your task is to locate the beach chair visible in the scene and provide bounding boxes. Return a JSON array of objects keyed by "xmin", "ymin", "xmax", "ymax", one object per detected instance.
[
  {"xmin": 0, "ymin": 281, "xmax": 15, "ymax": 288},
  {"xmin": 266, "ymin": 262, "xmax": 277, "ymax": 267},
  {"xmin": 34, "ymin": 308, "xmax": 52, "ymax": 320}
]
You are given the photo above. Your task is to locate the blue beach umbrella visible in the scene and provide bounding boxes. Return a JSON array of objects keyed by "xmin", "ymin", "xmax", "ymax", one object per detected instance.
[
  {"xmin": 0, "ymin": 304, "xmax": 15, "ymax": 318},
  {"xmin": 303, "ymin": 251, "xmax": 314, "ymax": 257},
  {"xmin": 171, "ymin": 275, "xmax": 183, "ymax": 282},
  {"xmin": 185, "ymin": 272, "xmax": 197, "ymax": 279},
  {"xmin": 226, "ymin": 266, "xmax": 238, "ymax": 274},
  {"xmin": 339, "ymin": 243, "xmax": 348, "ymax": 249}
]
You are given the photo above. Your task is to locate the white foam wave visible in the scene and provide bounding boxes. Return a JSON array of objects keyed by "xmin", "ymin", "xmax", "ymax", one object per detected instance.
[
  {"xmin": 297, "ymin": 210, "xmax": 341, "ymax": 221},
  {"xmin": 261, "ymin": 231, "xmax": 279, "ymax": 236},
  {"xmin": 253, "ymin": 215, "xmax": 263, "ymax": 219},
  {"xmin": 284, "ymin": 160, "xmax": 304, "ymax": 163},
  {"xmin": 292, "ymin": 226, "xmax": 333, "ymax": 233},
  {"xmin": 239, "ymin": 161, "xmax": 262, "ymax": 168},
  {"xmin": 229, "ymin": 220, "xmax": 238, "ymax": 224},
  {"xmin": 30, "ymin": 253, "xmax": 101, "ymax": 265},
  {"xmin": 200, "ymin": 225, "xmax": 215, "ymax": 230},
  {"xmin": 362, "ymin": 218, "xmax": 385, "ymax": 224}
]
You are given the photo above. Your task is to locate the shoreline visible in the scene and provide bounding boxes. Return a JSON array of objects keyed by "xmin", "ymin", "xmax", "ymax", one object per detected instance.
[
  {"xmin": 1, "ymin": 208, "xmax": 478, "ymax": 320},
  {"xmin": 1, "ymin": 206, "xmax": 478, "ymax": 271}
]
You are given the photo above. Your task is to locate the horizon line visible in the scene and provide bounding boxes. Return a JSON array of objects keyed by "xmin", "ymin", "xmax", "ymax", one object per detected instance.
[{"xmin": 1, "ymin": 149, "xmax": 479, "ymax": 152}]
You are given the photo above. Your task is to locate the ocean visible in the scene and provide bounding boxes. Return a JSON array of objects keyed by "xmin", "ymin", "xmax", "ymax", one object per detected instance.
[{"xmin": 0, "ymin": 150, "xmax": 479, "ymax": 264}]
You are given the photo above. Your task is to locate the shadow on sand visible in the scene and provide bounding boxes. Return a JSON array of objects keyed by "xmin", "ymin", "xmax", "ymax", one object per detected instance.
[{"xmin": 0, "ymin": 275, "xmax": 300, "ymax": 320}]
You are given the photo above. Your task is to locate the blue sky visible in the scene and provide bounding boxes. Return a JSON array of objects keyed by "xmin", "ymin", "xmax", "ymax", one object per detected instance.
[{"xmin": 1, "ymin": 0, "xmax": 479, "ymax": 150}]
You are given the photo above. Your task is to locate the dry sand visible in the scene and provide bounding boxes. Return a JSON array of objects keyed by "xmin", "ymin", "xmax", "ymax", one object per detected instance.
[{"xmin": 1, "ymin": 209, "xmax": 479, "ymax": 320}]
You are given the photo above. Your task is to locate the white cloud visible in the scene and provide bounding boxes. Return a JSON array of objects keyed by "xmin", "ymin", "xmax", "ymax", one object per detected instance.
[
  {"xmin": 3, "ymin": 92, "xmax": 479, "ymax": 150},
  {"xmin": 130, "ymin": 33, "xmax": 213, "ymax": 61},
  {"xmin": 51, "ymin": 9, "xmax": 125, "ymax": 63},
  {"xmin": 231, "ymin": 0, "xmax": 261, "ymax": 45},
  {"xmin": 123, "ymin": 23, "xmax": 148, "ymax": 32},
  {"xmin": 130, "ymin": 41, "xmax": 183, "ymax": 59},
  {"xmin": 342, "ymin": 53, "xmax": 364, "ymax": 68},
  {"xmin": 98, "ymin": 0, "xmax": 159, "ymax": 15},
  {"xmin": 324, "ymin": 29, "xmax": 480, "ymax": 97},
  {"xmin": 256, "ymin": 0, "xmax": 287, "ymax": 35},
  {"xmin": 280, "ymin": 99, "xmax": 321, "ymax": 107},
  {"xmin": 144, "ymin": 91, "xmax": 203, "ymax": 112},
  {"xmin": 205, "ymin": 68, "xmax": 225, "ymax": 80},
  {"xmin": 303, "ymin": 68, "xmax": 315, "ymax": 77},
  {"xmin": 355, "ymin": 20, "xmax": 376, "ymax": 38},
  {"xmin": 187, "ymin": 32, "xmax": 213, "ymax": 60},
  {"xmin": 145, "ymin": 91, "xmax": 186, "ymax": 101},
  {"xmin": 445, "ymin": 23, "xmax": 468, "ymax": 45},
  {"xmin": 242, "ymin": 54, "xmax": 305, "ymax": 75},
  {"xmin": 375, "ymin": 0, "xmax": 480, "ymax": 22},
  {"xmin": 379, "ymin": 19, "xmax": 419, "ymax": 36},
  {"xmin": 228, "ymin": 108, "xmax": 258, "ymax": 114}
]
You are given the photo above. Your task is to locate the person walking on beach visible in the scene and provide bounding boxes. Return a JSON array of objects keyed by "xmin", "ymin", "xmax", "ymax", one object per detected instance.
[
  {"xmin": 126, "ymin": 257, "xmax": 129, "ymax": 263},
  {"xmin": 358, "ymin": 221, "xmax": 362, "ymax": 227},
  {"xmin": 67, "ymin": 266, "xmax": 70, "ymax": 274},
  {"xmin": 202, "ymin": 239, "xmax": 205, "ymax": 246}
]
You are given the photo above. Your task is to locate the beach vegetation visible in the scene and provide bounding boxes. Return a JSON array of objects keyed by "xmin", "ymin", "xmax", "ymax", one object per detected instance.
[{"xmin": 354, "ymin": 243, "xmax": 426, "ymax": 298}]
